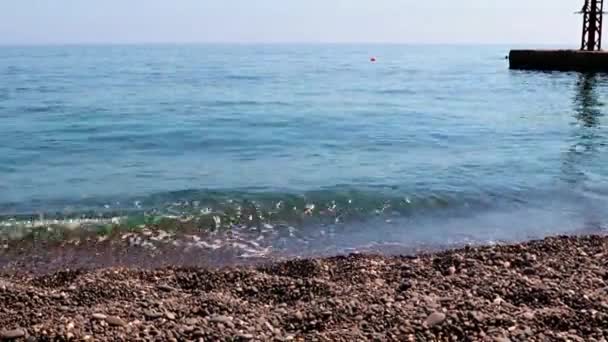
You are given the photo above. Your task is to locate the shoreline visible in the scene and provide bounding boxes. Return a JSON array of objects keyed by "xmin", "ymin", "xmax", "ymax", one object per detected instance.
[{"xmin": 0, "ymin": 234, "xmax": 607, "ymax": 341}]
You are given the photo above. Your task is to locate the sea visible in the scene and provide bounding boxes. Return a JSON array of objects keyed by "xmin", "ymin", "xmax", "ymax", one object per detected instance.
[{"xmin": 0, "ymin": 44, "xmax": 607, "ymax": 258}]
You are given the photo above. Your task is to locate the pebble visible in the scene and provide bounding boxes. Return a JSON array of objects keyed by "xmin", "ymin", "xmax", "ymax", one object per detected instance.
[
  {"xmin": 158, "ymin": 284, "xmax": 175, "ymax": 292},
  {"xmin": 522, "ymin": 311, "xmax": 535, "ymax": 320},
  {"xmin": 0, "ymin": 235, "xmax": 606, "ymax": 341},
  {"xmin": 91, "ymin": 313, "xmax": 107, "ymax": 320},
  {"xmin": 424, "ymin": 312, "xmax": 446, "ymax": 327},
  {"xmin": 0, "ymin": 329, "xmax": 26, "ymax": 340},
  {"xmin": 264, "ymin": 321, "xmax": 275, "ymax": 332},
  {"xmin": 184, "ymin": 317, "xmax": 199, "ymax": 325},
  {"xmin": 210, "ymin": 315, "xmax": 234, "ymax": 324},
  {"xmin": 106, "ymin": 316, "xmax": 127, "ymax": 327},
  {"xmin": 144, "ymin": 310, "xmax": 164, "ymax": 319},
  {"xmin": 470, "ymin": 311, "xmax": 485, "ymax": 322}
]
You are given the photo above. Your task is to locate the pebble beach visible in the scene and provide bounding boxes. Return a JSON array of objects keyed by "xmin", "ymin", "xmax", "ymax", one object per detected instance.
[{"xmin": 1, "ymin": 234, "xmax": 607, "ymax": 341}]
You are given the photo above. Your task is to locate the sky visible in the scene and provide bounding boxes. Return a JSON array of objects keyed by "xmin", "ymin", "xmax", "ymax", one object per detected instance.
[{"xmin": 0, "ymin": 0, "xmax": 586, "ymax": 45}]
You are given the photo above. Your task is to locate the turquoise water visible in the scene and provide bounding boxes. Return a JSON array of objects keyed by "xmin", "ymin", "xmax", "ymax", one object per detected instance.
[{"xmin": 1, "ymin": 45, "xmax": 607, "ymax": 252}]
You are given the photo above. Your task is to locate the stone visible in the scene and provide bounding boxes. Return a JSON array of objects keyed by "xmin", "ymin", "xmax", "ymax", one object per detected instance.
[
  {"xmin": 525, "ymin": 253, "xmax": 537, "ymax": 262},
  {"xmin": 398, "ymin": 281, "xmax": 413, "ymax": 292},
  {"xmin": 424, "ymin": 312, "xmax": 446, "ymax": 327},
  {"xmin": 1, "ymin": 329, "xmax": 26, "ymax": 340},
  {"xmin": 106, "ymin": 316, "xmax": 127, "ymax": 327},
  {"xmin": 568, "ymin": 334, "xmax": 584, "ymax": 342},
  {"xmin": 470, "ymin": 311, "xmax": 485, "ymax": 323},
  {"xmin": 264, "ymin": 321, "xmax": 275, "ymax": 333},
  {"xmin": 158, "ymin": 284, "xmax": 175, "ymax": 292},
  {"xmin": 165, "ymin": 311, "xmax": 176, "ymax": 320},
  {"xmin": 210, "ymin": 315, "xmax": 233, "ymax": 324},
  {"xmin": 92, "ymin": 313, "xmax": 107, "ymax": 321},
  {"xmin": 182, "ymin": 325, "xmax": 195, "ymax": 333},
  {"xmin": 495, "ymin": 338, "xmax": 511, "ymax": 342},
  {"xmin": 522, "ymin": 311, "xmax": 535, "ymax": 320},
  {"xmin": 184, "ymin": 318, "xmax": 200, "ymax": 325},
  {"xmin": 448, "ymin": 266, "xmax": 456, "ymax": 275},
  {"xmin": 144, "ymin": 310, "xmax": 164, "ymax": 319}
]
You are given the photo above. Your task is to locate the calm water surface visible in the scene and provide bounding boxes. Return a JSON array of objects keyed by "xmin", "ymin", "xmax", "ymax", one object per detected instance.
[{"xmin": 0, "ymin": 45, "xmax": 607, "ymax": 256}]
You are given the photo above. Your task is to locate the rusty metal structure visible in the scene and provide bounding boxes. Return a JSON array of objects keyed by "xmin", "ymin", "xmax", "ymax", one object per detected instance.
[
  {"xmin": 580, "ymin": 0, "xmax": 604, "ymax": 51},
  {"xmin": 508, "ymin": 0, "xmax": 608, "ymax": 71}
]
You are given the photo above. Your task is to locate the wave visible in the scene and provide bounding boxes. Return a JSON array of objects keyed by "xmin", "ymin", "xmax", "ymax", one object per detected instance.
[
  {"xmin": 225, "ymin": 75, "xmax": 264, "ymax": 81},
  {"xmin": 1, "ymin": 185, "xmax": 606, "ymax": 260},
  {"xmin": 21, "ymin": 104, "xmax": 65, "ymax": 114},
  {"xmin": 0, "ymin": 185, "xmax": 590, "ymax": 226},
  {"xmin": 375, "ymin": 88, "xmax": 417, "ymax": 95},
  {"xmin": 204, "ymin": 100, "xmax": 290, "ymax": 107}
]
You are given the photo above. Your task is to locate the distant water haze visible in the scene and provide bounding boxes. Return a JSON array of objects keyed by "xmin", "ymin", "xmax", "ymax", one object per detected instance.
[{"xmin": 0, "ymin": 0, "xmax": 585, "ymax": 45}]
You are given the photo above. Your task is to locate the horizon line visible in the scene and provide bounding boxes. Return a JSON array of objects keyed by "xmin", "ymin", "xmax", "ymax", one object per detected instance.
[{"xmin": 0, "ymin": 41, "xmax": 575, "ymax": 48}]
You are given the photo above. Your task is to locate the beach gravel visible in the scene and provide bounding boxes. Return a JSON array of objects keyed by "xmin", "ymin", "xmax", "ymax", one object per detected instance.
[{"xmin": 0, "ymin": 235, "xmax": 607, "ymax": 341}]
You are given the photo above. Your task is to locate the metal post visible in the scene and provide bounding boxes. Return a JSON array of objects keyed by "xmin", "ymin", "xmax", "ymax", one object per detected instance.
[{"xmin": 581, "ymin": 0, "xmax": 604, "ymax": 51}]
